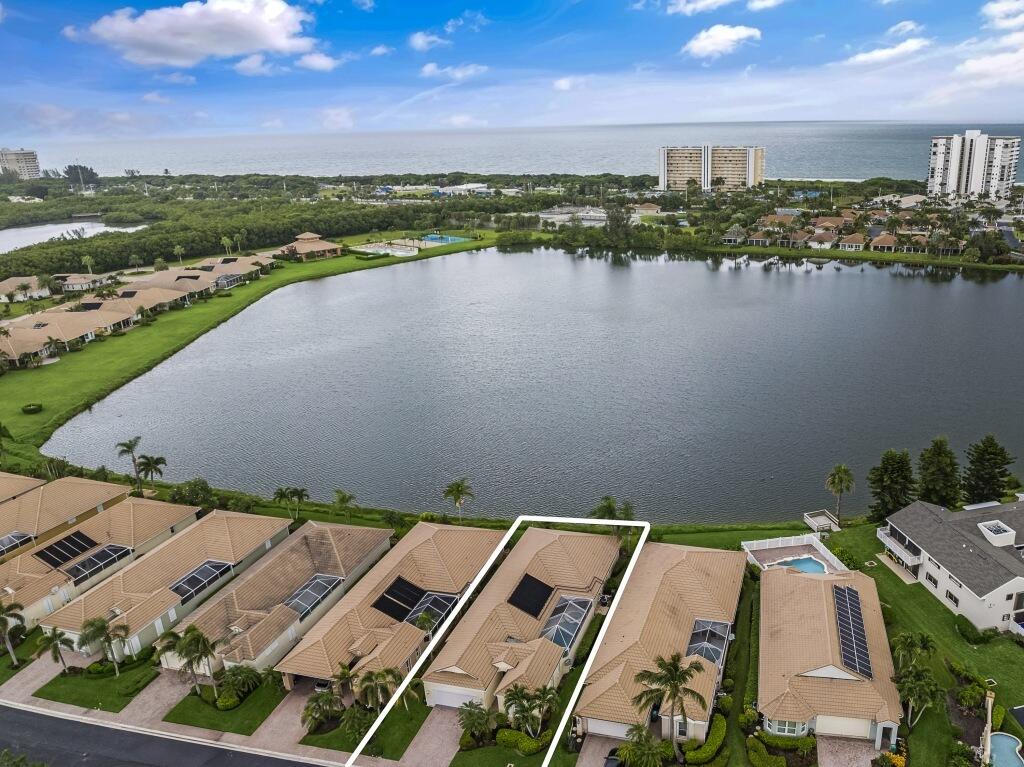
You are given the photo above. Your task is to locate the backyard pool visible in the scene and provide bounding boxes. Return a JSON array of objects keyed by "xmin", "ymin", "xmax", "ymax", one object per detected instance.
[
  {"xmin": 992, "ymin": 734, "xmax": 1024, "ymax": 767},
  {"xmin": 772, "ymin": 556, "xmax": 827, "ymax": 574},
  {"xmin": 424, "ymin": 234, "xmax": 470, "ymax": 244}
]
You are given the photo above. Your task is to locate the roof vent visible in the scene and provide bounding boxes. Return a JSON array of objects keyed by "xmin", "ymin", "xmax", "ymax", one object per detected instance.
[
  {"xmin": 2, "ymin": 586, "xmax": 14, "ymax": 595},
  {"xmin": 229, "ymin": 625, "xmax": 244, "ymax": 635}
]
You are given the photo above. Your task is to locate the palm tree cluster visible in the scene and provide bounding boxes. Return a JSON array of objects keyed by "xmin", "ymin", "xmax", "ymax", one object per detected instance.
[
  {"xmin": 0, "ymin": 601, "xmax": 26, "ymax": 668},
  {"xmin": 300, "ymin": 663, "xmax": 418, "ymax": 736},
  {"xmin": 78, "ymin": 617, "xmax": 131, "ymax": 676},
  {"xmin": 114, "ymin": 436, "xmax": 168, "ymax": 495},
  {"xmin": 502, "ymin": 683, "xmax": 560, "ymax": 739},
  {"xmin": 631, "ymin": 653, "xmax": 707, "ymax": 763},
  {"xmin": 589, "ymin": 495, "xmax": 638, "ymax": 548},
  {"xmin": 274, "ymin": 486, "xmax": 309, "ymax": 521},
  {"xmin": 891, "ymin": 631, "xmax": 942, "ymax": 730},
  {"xmin": 155, "ymin": 625, "xmax": 223, "ymax": 695}
]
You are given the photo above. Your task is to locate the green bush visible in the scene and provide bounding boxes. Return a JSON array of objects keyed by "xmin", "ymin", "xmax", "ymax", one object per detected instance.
[
  {"xmin": 756, "ymin": 731, "xmax": 815, "ymax": 756},
  {"xmin": 682, "ymin": 739, "xmax": 701, "ymax": 753},
  {"xmin": 686, "ymin": 714, "xmax": 726, "ymax": 764},
  {"xmin": 954, "ymin": 614, "xmax": 988, "ymax": 644},
  {"xmin": 116, "ymin": 668, "xmax": 158, "ymax": 697},
  {"xmin": 215, "ymin": 693, "xmax": 240, "ymax": 711},
  {"xmin": 458, "ymin": 731, "xmax": 477, "ymax": 751},
  {"xmin": 956, "ymin": 684, "xmax": 985, "ymax": 711},
  {"xmin": 880, "ymin": 603, "xmax": 895, "ymax": 627},
  {"xmin": 717, "ymin": 695, "xmax": 733, "ymax": 716},
  {"xmin": 993, "ymin": 704, "xmax": 1006, "ymax": 731},
  {"xmin": 494, "ymin": 729, "xmax": 550, "ymax": 756},
  {"xmin": 746, "ymin": 736, "xmax": 786, "ymax": 767},
  {"xmin": 20, "ymin": 403, "xmax": 43, "ymax": 414},
  {"xmin": 824, "ymin": 540, "xmax": 858, "ymax": 570},
  {"xmin": 706, "ymin": 747, "xmax": 731, "ymax": 767},
  {"xmin": 738, "ymin": 707, "xmax": 759, "ymax": 732},
  {"xmin": 721, "ymin": 678, "xmax": 734, "ymax": 693},
  {"xmin": 745, "ymin": 584, "xmax": 760, "ymax": 709}
]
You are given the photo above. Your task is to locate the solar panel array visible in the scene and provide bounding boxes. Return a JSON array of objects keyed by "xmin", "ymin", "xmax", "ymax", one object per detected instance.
[
  {"xmin": 507, "ymin": 573, "xmax": 554, "ymax": 618},
  {"xmin": 284, "ymin": 574, "xmax": 343, "ymax": 619},
  {"xmin": 0, "ymin": 531, "xmax": 32, "ymax": 557},
  {"xmin": 34, "ymin": 531, "xmax": 98, "ymax": 568},
  {"xmin": 371, "ymin": 576, "xmax": 427, "ymax": 621},
  {"xmin": 64, "ymin": 544, "xmax": 131, "ymax": 585},
  {"xmin": 540, "ymin": 596, "xmax": 592, "ymax": 654},
  {"xmin": 833, "ymin": 584, "xmax": 873, "ymax": 678},
  {"xmin": 171, "ymin": 560, "xmax": 232, "ymax": 604}
]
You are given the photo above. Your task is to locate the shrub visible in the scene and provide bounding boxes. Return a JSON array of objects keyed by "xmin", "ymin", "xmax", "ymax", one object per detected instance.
[
  {"xmin": 880, "ymin": 603, "xmax": 895, "ymax": 627},
  {"xmin": 682, "ymin": 739, "xmax": 701, "ymax": 753},
  {"xmin": 744, "ymin": 586, "xmax": 760, "ymax": 709},
  {"xmin": 746, "ymin": 736, "xmax": 786, "ymax": 767},
  {"xmin": 494, "ymin": 729, "xmax": 549, "ymax": 756},
  {"xmin": 707, "ymin": 747, "xmax": 731, "ymax": 767},
  {"xmin": 756, "ymin": 732, "xmax": 816, "ymax": 756},
  {"xmin": 739, "ymin": 707, "xmax": 759, "ymax": 732},
  {"xmin": 21, "ymin": 403, "xmax": 43, "ymax": 414},
  {"xmin": 956, "ymin": 684, "xmax": 985, "ymax": 711},
  {"xmin": 721, "ymin": 678, "xmax": 734, "ymax": 693},
  {"xmin": 686, "ymin": 714, "xmax": 727, "ymax": 764},
  {"xmin": 954, "ymin": 614, "xmax": 987, "ymax": 644},
  {"xmin": 824, "ymin": 540, "xmax": 858, "ymax": 570},
  {"xmin": 993, "ymin": 704, "xmax": 1006, "ymax": 731},
  {"xmin": 458, "ymin": 731, "xmax": 477, "ymax": 751},
  {"xmin": 418, "ymin": 512, "xmax": 439, "ymax": 522},
  {"xmin": 717, "ymin": 695, "xmax": 734, "ymax": 716},
  {"xmin": 116, "ymin": 668, "xmax": 158, "ymax": 697},
  {"xmin": 215, "ymin": 693, "xmax": 241, "ymax": 711}
]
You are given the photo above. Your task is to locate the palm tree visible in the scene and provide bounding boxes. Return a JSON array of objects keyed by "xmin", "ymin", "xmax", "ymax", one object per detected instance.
[
  {"xmin": 534, "ymin": 684, "xmax": 559, "ymax": 723},
  {"xmin": 301, "ymin": 690, "xmax": 342, "ymax": 734},
  {"xmin": 395, "ymin": 673, "xmax": 422, "ymax": 712},
  {"xmin": 341, "ymin": 705, "xmax": 374, "ymax": 739},
  {"xmin": 35, "ymin": 626, "xmax": 74, "ymax": 672},
  {"xmin": 381, "ymin": 509, "xmax": 404, "ymax": 532},
  {"xmin": 110, "ymin": 622, "xmax": 132, "ymax": 660},
  {"xmin": 589, "ymin": 495, "xmax": 619, "ymax": 521},
  {"xmin": 443, "ymin": 478, "xmax": 474, "ymax": 521},
  {"xmin": 128, "ymin": 254, "xmax": 143, "ymax": 270},
  {"xmin": 632, "ymin": 653, "xmax": 707, "ymax": 762},
  {"xmin": 81, "ymin": 255, "xmax": 95, "ymax": 275},
  {"xmin": 155, "ymin": 628, "xmax": 200, "ymax": 695},
  {"xmin": 0, "ymin": 422, "xmax": 12, "ymax": 463},
  {"xmin": 825, "ymin": 464, "xmax": 855, "ymax": 527},
  {"xmin": 890, "ymin": 632, "xmax": 936, "ymax": 673},
  {"xmin": 618, "ymin": 500, "xmax": 637, "ymax": 550},
  {"xmin": 504, "ymin": 684, "xmax": 542, "ymax": 738},
  {"xmin": 290, "ymin": 487, "xmax": 309, "ymax": 520},
  {"xmin": 458, "ymin": 700, "xmax": 495, "ymax": 745},
  {"xmin": 136, "ymin": 454, "xmax": 166, "ymax": 489},
  {"xmin": 0, "ymin": 601, "xmax": 26, "ymax": 668},
  {"xmin": 896, "ymin": 665, "xmax": 943, "ymax": 729},
  {"xmin": 357, "ymin": 668, "xmax": 396, "ymax": 713},
  {"xmin": 172, "ymin": 245, "xmax": 185, "ymax": 265},
  {"xmin": 333, "ymin": 489, "xmax": 356, "ymax": 523},
  {"xmin": 78, "ymin": 617, "xmax": 125, "ymax": 677},
  {"xmin": 220, "ymin": 236, "xmax": 233, "ymax": 256},
  {"xmin": 617, "ymin": 723, "xmax": 673, "ymax": 767},
  {"xmin": 273, "ymin": 486, "xmax": 293, "ymax": 515},
  {"xmin": 180, "ymin": 625, "xmax": 223, "ymax": 696},
  {"xmin": 220, "ymin": 664, "xmax": 262, "ymax": 699},
  {"xmin": 332, "ymin": 664, "xmax": 358, "ymax": 698},
  {"xmin": 116, "ymin": 436, "xmax": 143, "ymax": 493}
]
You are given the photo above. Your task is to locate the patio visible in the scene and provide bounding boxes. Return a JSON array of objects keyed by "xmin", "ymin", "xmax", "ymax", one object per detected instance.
[{"xmin": 816, "ymin": 736, "xmax": 882, "ymax": 767}]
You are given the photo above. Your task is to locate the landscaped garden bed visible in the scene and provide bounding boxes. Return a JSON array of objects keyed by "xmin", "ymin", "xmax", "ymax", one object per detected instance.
[
  {"xmin": 0, "ymin": 626, "xmax": 42, "ymax": 686},
  {"xmin": 33, "ymin": 651, "xmax": 160, "ymax": 712},
  {"xmin": 163, "ymin": 680, "xmax": 286, "ymax": 735}
]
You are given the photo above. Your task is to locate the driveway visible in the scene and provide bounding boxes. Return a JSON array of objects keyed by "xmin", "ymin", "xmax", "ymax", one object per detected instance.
[
  {"xmin": 816, "ymin": 736, "xmax": 880, "ymax": 767},
  {"xmin": 399, "ymin": 706, "xmax": 461, "ymax": 767},
  {"xmin": 577, "ymin": 735, "xmax": 621, "ymax": 767}
]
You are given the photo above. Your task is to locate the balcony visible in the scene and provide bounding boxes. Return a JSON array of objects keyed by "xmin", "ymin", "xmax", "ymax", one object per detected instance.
[{"xmin": 876, "ymin": 527, "xmax": 923, "ymax": 566}]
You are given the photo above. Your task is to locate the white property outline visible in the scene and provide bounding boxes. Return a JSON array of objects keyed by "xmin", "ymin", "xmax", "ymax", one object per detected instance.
[{"xmin": 346, "ymin": 514, "xmax": 651, "ymax": 767}]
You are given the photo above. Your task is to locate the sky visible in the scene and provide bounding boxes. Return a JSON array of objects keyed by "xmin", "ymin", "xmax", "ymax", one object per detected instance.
[{"xmin": 1, "ymin": 0, "xmax": 1023, "ymax": 141}]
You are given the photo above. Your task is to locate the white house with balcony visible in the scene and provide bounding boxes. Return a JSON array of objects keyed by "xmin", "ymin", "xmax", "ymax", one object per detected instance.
[{"xmin": 878, "ymin": 500, "xmax": 1024, "ymax": 635}]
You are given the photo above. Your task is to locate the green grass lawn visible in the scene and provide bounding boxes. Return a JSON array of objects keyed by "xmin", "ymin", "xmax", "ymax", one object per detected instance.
[
  {"xmin": 0, "ymin": 627, "xmax": 42, "ymax": 686},
  {"xmin": 33, "ymin": 663, "xmax": 159, "ymax": 712},
  {"xmin": 162, "ymin": 683, "xmax": 287, "ymax": 735},
  {"xmin": 301, "ymin": 693, "xmax": 430, "ymax": 759},
  {"xmin": 723, "ymin": 579, "xmax": 755, "ymax": 767},
  {"xmin": 657, "ymin": 521, "xmax": 808, "ymax": 551}
]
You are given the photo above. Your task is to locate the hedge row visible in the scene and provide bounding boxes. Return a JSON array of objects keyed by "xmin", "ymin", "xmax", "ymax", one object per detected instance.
[
  {"xmin": 84, "ymin": 647, "xmax": 156, "ymax": 678},
  {"xmin": 495, "ymin": 728, "xmax": 553, "ymax": 756},
  {"xmin": 685, "ymin": 714, "xmax": 727, "ymax": 764},
  {"xmin": 756, "ymin": 731, "xmax": 816, "ymax": 755},
  {"xmin": 744, "ymin": 583, "xmax": 761, "ymax": 709},
  {"xmin": 746, "ymin": 736, "xmax": 786, "ymax": 767}
]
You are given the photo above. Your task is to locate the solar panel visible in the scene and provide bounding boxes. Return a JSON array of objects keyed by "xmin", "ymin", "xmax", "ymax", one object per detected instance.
[
  {"xmin": 64, "ymin": 544, "xmax": 131, "ymax": 585},
  {"xmin": 372, "ymin": 576, "xmax": 427, "ymax": 621},
  {"xmin": 540, "ymin": 596, "xmax": 592, "ymax": 654},
  {"xmin": 833, "ymin": 585, "xmax": 873, "ymax": 678},
  {"xmin": 284, "ymin": 574, "xmax": 343, "ymax": 619},
  {"xmin": 0, "ymin": 531, "xmax": 32, "ymax": 557},
  {"xmin": 170, "ymin": 560, "xmax": 232, "ymax": 604},
  {"xmin": 35, "ymin": 530, "xmax": 98, "ymax": 568},
  {"xmin": 508, "ymin": 573, "xmax": 554, "ymax": 618}
]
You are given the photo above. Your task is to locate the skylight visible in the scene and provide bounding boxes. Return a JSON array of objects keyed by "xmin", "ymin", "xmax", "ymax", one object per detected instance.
[
  {"xmin": 64, "ymin": 544, "xmax": 131, "ymax": 585},
  {"xmin": 686, "ymin": 619, "xmax": 731, "ymax": 665},
  {"xmin": 170, "ymin": 560, "xmax": 231, "ymax": 604},
  {"xmin": 284, "ymin": 573, "xmax": 343, "ymax": 619},
  {"xmin": 0, "ymin": 531, "xmax": 32, "ymax": 557},
  {"xmin": 540, "ymin": 596, "xmax": 592, "ymax": 654},
  {"xmin": 405, "ymin": 591, "xmax": 458, "ymax": 631}
]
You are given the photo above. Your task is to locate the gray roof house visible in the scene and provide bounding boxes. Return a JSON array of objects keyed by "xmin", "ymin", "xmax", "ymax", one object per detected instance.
[{"xmin": 877, "ymin": 499, "xmax": 1024, "ymax": 634}]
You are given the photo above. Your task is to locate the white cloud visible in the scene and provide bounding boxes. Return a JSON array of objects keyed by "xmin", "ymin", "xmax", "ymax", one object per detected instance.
[
  {"xmin": 747, "ymin": 0, "xmax": 786, "ymax": 9},
  {"xmin": 841, "ymin": 37, "xmax": 930, "ymax": 65},
  {"xmin": 352, "ymin": 0, "xmax": 374, "ymax": 9},
  {"xmin": 261, "ymin": 117, "xmax": 284, "ymax": 129},
  {"xmin": 142, "ymin": 90, "xmax": 170, "ymax": 103},
  {"xmin": 887, "ymin": 20, "xmax": 923, "ymax": 37},
  {"xmin": 442, "ymin": 113, "xmax": 487, "ymax": 128},
  {"xmin": 982, "ymin": 0, "xmax": 1024, "ymax": 29},
  {"xmin": 370, "ymin": 44, "xmax": 394, "ymax": 56},
  {"xmin": 682, "ymin": 24, "xmax": 761, "ymax": 58},
  {"xmin": 409, "ymin": 31, "xmax": 449, "ymax": 51},
  {"xmin": 72, "ymin": 0, "xmax": 315, "ymax": 67},
  {"xmin": 320, "ymin": 106, "xmax": 355, "ymax": 130},
  {"xmin": 0, "ymin": 3, "xmax": 6, "ymax": 24},
  {"xmin": 444, "ymin": 10, "xmax": 489, "ymax": 34},
  {"xmin": 234, "ymin": 53, "xmax": 273, "ymax": 75},
  {"xmin": 420, "ymin": 62, "xmax": 488, "ymax": 81},
  {"xmin": 157, "ymin": 71, "xmax": 197, "ymax": 84},
  {"xmin": 296, "ymin": 51, "xmax": 353, "ymax": 71},
  {"xmin": 553, "ymin": 76, "xmax": 584, "ymax": 91},
  {"xmin": 666, "ymin": 0, "xmax": 737, "ymax": 15}
]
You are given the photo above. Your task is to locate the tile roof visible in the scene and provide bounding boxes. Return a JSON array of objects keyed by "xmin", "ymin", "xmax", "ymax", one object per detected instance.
[
  {"xmin": 423, "ymin": 528, "xmax": 618, "ymax": 695},
  {"xmin": 0, "ymin": 471, "xmax": 46, "ymax": 505},
  {"xmin": 42, "ymin": 510, "xmax": 288, "ymax": 634},
  {"xmin": 182, "ymin": 521, "xmax": 392, "ymax": 664},
  {"xmin": 758, "ymin": 568, "xmax": 901, "ymax": 725},
  {"xmin": 576, "ymin": 543, "xmax": 746, "ymax": 726},
  {"xmin": 275, "ymin": 522, "xmax": 503, "ymax": 680},
  {"xmin": 0, "ymin": 477, "xmax": 129, "ymax": 539}
]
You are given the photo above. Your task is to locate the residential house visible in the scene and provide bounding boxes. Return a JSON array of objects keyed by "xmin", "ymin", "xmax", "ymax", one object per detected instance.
[
  {"xmin": 0, "ymin": 472, "xmax": 45, "ymax": 505},
  {"xmin": 0, "ymin": 327, "xmax": 53, "ymax": 368},
  {"xmin": 114, "ymin": 287, "xmax": 191, "ymax": 312},
  {"xmin": 42, "ymin": 510, "xmax": 290, "ymax": 659},
  {"xmin": 758, "ymin": 568, "xmax": 901, "ymax": 749},
  {"xmin": 277, "ymin": 232, "xmax": 341, "ymax": 261},
  {"xmin": 747, "ymin": 231, "xmax": 772, "ymax": 247},
  {"xmin": 538, "ymin": 206, "xmax": 608, "ymax": 228},
  {"xmin": 758, "ymin": 214, "xmax": 797, "ymax": 230},
  {"xmin": 52, "ymin": 274, "xmax": 109, "ymax": 294},
  {"xmin": 810, "ymin": 217, "xmax": 847, "ymax": 233},
  {"xmin": 275, "ymin": 522, "xmax": 503, "ymax": 690},
  {"xmin": 0, "ymin": 478, "xmax": 129, "ymax": 563},
  {"xmin": 423, "ymin": 528, "xmax": 619, "ymax": 712},
  {"xmin": 877, "ymin": 500, "xmax": 1024, "ymax": 634},
  {"xmin": 721, "ymin": 225, "xmax": 747, "ymax": 246},
  {"xmin": 838, "ymin": 234, "xmax": 867, "ymax": 252},
  {"xmin": 869, "ymin": 233, "xmax": 898, "ymax": 253},
  {"xmin": 163, "ymin": 522, "xmax": 392, "ymax": 673},
  {"xmin": 0, "ymin": 498, "xmax": 198, "ymax": 628},
  {"xmin": 807, "ymin": 232, "xmax": 837, "ymax": 250},
  {"xmin": 575, "ymin": 544, "xmax": 746, "ymax": 744},
  {"xmin": 0, "ymin": 277, "xmax": 51, "ymax": 303},
  {"xmin": 630, "ymin": 202, "xmax": 662, "ymax": 215},
  {"xmin": 132, "ymin": 270, "xmax": 218, "ymax": 299},
  {"xmin": 189, "ymin": 256, "xmax": 267, "ymax": 289},
  {"xmin": 777, "ymin": 231, "xmax": 811, "ymax": 249}
]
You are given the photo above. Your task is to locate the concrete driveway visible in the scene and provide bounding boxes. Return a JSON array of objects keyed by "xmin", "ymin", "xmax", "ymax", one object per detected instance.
[
  {"xmin": 576, "ymin": 735, "xmax": 620, "ymax": 767},
  {"xmin": 816, "ymin": 736, "xmax": 880, "ymax": 767},
  {"xmin": 399, "ymin": 706, "xmax": 462, "ymax": 767}
]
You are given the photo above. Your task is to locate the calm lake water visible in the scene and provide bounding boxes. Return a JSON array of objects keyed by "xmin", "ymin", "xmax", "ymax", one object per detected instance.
[
  {"xmin": 35, "ymin": 121, "xmax": 1024, "ymax": 181},
  {"xmin": 0, "ymin": 221, "xmax": 146, "ymax": 254},
  {"xmin": 43, "ymin": 249, "xmax": 1024, "ymax": 523}
]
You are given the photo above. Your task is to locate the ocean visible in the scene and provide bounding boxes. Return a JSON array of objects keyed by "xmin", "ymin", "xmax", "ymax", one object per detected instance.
[{"xmin": 33, "ymin": 121, "xmax": 1024, "ymax": 181}]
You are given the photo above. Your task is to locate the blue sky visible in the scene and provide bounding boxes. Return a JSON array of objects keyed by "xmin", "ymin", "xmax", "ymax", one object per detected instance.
[{"xmin": 1, "ymin": 0, "xmax": 1023, "ymax": 140}]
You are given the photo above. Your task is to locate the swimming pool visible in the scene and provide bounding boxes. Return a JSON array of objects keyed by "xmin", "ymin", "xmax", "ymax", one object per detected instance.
[
  {"xmin": 424, "ymin": 234, "xmax": 470, "ymax": 244},
  {"xmin": 992, "ymin": 733, "xmax": 1024, "ymax": 767},
  {"xmin": 772, "ymin": 556, "xmax": 827, "ymax": 573}
]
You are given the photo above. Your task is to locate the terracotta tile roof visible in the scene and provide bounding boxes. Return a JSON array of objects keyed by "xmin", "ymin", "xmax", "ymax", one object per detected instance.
[
  {"xmin": 182, "ymin": 521, "xmax": 392, "ymax": 664},
  {"xmin": 870, "ymin": 233, "xmax": 898, "ymax": 249},
  {"xmin": 0, "ymin": 477, "xmax": 129, "ymax": 539},
  {"xmin": 0, "ymin": 472, "xmax": 45, "ymax": 504},
  {"xmin": 113, "ymin": 287, "xmax": 190, "ymax": 311},
  {"xmin": 809, "ymin": 232, "xmax": 837, "ymax": 243},
  {"xmin": 0, "ymin": 498, "xmax": 198, "ymax": 610},
  {"xmin": 132, "ymin": 270, "xmax": 218, "ymax": 294},
  {"xmin": 0, "ymin": 277, "xmax": 42, "ymax": 294},
  {"xmin": 42, "ymin": 510, "xmax": 288, "ymax": 635},
  {"xmin": 279, "ymin": 233, "xmax": 340, "ymax": 256},
  {"xmin": 275, "ymin": 522, "xmax": 503, "ymax": 680},
  {"xmin": 758, "ymin": 568, "xmax": 901, "ymax": 725},
  {"xmin": 423, "ymin": 528, "xmax": 618, "ymax": 694},
  {"xmin": 576, "ymin": 543, "xmax": 746, "ymax": 726},
  {"xmin": 840, "ymin": 233, "xmax": 867, "ymax": 245}
]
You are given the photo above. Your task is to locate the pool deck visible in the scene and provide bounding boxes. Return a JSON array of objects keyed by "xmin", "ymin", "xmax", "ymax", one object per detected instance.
[{"xmin": 749, "ymin": 544, "xmax": 830, "ymax": 570}]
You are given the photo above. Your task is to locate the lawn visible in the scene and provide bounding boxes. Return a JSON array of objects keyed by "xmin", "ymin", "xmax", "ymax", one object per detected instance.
[
  {"xmin": 162, "ymin": 683, "xmax": 287, "ymax": 736},
  {"xmin": 33, "ymin": 663, "xmax": 159, "ymax": 712},
  {"xmin": 0, "ymin": 627, "xmax": 42, "ymax": 686},
  {"xmin": 657, "ymin": 520, "xmax": 808, "ymax": 551},
  {"xmin": 301, "ymin": 695, "xmax": 430, "ymax": 760},
  {"xmin": 723, "ymin": 579, "xmax": 756, "ymax": 767},
  {"xmin": 0, "ymin": 230, "xmax": 498, "ymax": 469}
]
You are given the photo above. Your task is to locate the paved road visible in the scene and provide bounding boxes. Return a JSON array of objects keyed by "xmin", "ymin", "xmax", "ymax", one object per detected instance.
[{"xmin": 0, "ymin": 706, "xmax": 321, "ymax": 767}]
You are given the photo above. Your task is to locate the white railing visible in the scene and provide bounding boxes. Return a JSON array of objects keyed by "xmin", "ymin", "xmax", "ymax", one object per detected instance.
[
  {"xmin": 1010, "ymin": 621, "xmax": 1024, "ymax": 638},
  {"xmin": 740, "ymin": 533, "xmax": 847, "ymax": 573},
  {"xmin": 876, "ymin": 527, "xmax": 923, "ymax": 566}
]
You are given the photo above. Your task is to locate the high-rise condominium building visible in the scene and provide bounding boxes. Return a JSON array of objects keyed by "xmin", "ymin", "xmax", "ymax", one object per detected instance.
[
  {"xmin": 927, "ymin": 130, "xmax": 1020, "ymax": 199},
  {"xmin": 658, "ymin": 145, "xmax": 765, "ymax": 192},
  {"xmin": 0, "ymin": 148, "xmax": 41, "ymax": 179}
]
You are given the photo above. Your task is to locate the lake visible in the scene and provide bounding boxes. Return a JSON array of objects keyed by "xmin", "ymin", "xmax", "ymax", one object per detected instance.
[
  {"xmin": 42, "ymin": 249, "xmax": 1024, "ymax": 523},
  {"xmin": 0, "ymin": 221, "xmax": 146, "ymax": 254}
]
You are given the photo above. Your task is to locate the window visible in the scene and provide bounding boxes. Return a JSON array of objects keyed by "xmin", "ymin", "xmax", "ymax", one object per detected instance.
[
  {"xmin": 949, "ymin": 576, "xmax": 962, "ymax": 588},
  {"xmin": 1007, "ymin": 594, "xmax": 1014, "ymax": 601},
  {"xmin": 769, "ymin": 720, "xmax": 804, "ymax": 736},
  {"xmin": 945, "ymin": 590, "xmax": 960, "ymax": 607},
  {"xmin": 676, "ymin": 720, "xmax": 687, "ymax": 738},
  {"xmin": 1003, "ymin": 615, "xmax": 1011, "ymax": 622},
  {"xmin": 925, "ymin": 573, "xmax": 938, "ymax": 587},
  {"xmin": 928, "ymin": 557, "xmax": 940, "ymax": 569}
]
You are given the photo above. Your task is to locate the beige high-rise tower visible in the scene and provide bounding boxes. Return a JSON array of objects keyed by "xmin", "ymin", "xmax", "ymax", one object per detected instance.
[
  {"xmin": 658, "ymin": 145, "xmax": 765, "ymax": 192},
  {"xmin": 0, "ymin": 148, "xmax": 41, "ymax": 179}
]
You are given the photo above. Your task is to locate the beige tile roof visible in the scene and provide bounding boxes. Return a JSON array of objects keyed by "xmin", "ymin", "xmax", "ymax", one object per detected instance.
[
  {"xmin": 279, "ymin": 233, "xmax": 340, "ymax": 256},
  {"xmin": 275, "ymin": 522, "xmax": 503, "ymax": 680},
  {"xmin": 0, "ymin": 328, "xmax": 52, "ymax": 360},
  {"xmin": 43, "ymin": 510, "xmax": 289, "ymax": 635},
  {"xmin": 424, "ymin": 528, "xmax": 618, "ymax": 695},
  {"xmin": 0, "ymin": 498, "xmax": 198, "ymax": 610},
  {"xmin": 758, "ymin": 568, "xmax": 901, "ymax": 725},
  {"xmin": 182, "ymin": 521, "xmax": 392, "ymax": 664},
  {"xmin": 840, "ymin": 233, "xmax": 867, "ymax": 245},
  {"xmin": 7, "ymin": 309, "xmax": 130, "ymax": 342},
  {"xmin": 114, "ymin": 287, "xmax": 190, "ymax": 311},
  {"xmin": 132, "ymin": 270, "xmax": 217, "ymax": 295},
  {"xmin": 0, "ymin": 471, "xmax": 45, "ymax": 504},
  {"xmin": 0, "ymin": 477, "xmax": 129, "ymax": 539},
  {"xmin": 0, "ymin": 277, "xmax": 42, "ymax": 294},
  {"xmin": 576, "ymin": 543, "xmax": 746, "ymax": 726}
]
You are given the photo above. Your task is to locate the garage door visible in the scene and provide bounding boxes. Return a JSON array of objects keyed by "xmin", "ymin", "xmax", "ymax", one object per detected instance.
[
  {"xmin": 424, "ymin": 683, "xmax": 482, "ymax": 709},
  {"xmin": 584, "ymin": 718, "xmax": 630, "ymax": 740},
  {"xmin": 815, "ymin": 716, "xmax": 872, "ymax": 738}
]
